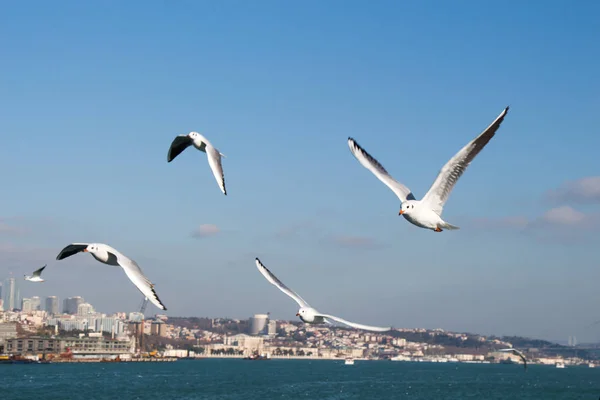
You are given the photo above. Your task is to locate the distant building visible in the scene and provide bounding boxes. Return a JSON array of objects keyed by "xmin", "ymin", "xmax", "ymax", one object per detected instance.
[
  {"xmin": 0, "ymin": 322, "xmax": 18, "ymax": 346},
  {"xmin": 150, "ymin": 320, "xmax": 167, "ymax": 337},
  {"xmin": 267, "ymin": 320, "xmax": 277, "ymax": 337},
  {"xmin": 30, "ymin": 296, "xmax": 41, "ymax": 311},
  {"xmin": 63, "ymin": 296, "xmax": 84, "ymax": 314},
  {"xmin": 21, "ymin": 298, "xmax": 33, "ymax": 313},
  {"xmin": 77, "ymin": 303, "xmax": 95, "ymax": 316},
  {"xmin": 248, "ymin": 314, "xmax": 269, "ymax": 335},
  {"xmin": 5, "ymin": 334, "xmax": 135, "ymax": 356},
  {"xmin": 45, "ymin": 296, "xmax": 59, "ymax": 315},
  {"xmin": 2, "ymin": 278, "xmax": 20, "ymax": 311}
]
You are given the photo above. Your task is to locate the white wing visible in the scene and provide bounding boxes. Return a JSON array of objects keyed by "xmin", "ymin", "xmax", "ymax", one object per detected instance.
[
  {"xmin": 205, "ymin": 142, "xmax": 227, "ymax": 195},
  {"xmin": 422, "ymin": 107, "xmax": 510, "ymax": 215},
  {"xmin": 347, "ymin": 138, "xmax": 415, "ymax": 203},
  {"xmin": 255, "ymin": 258, "xmax": 310, "ymax": 308},
  {"xmin": 113, "ymin": 251, "xmax": 167, "ymax": 311},
  {"xmin": 317, "ymin": 313, "xmax": 391, "ymax": 332}
]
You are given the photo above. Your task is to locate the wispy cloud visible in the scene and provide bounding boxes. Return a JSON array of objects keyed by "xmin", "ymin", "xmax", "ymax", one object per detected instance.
[
  {"xmin": 546, "ymin": 176, "xmax": 600, "ymax": 205},
  {"xmin": 190, "ymin": 224, "xmax": 220, "ymax": 238},
  {"xmin": 535, "ymin": 206, "xmax": 588, "ymax": 227},
  {"xmin": 0, "ymin": 220, "xmax": 26, "ymax": 236},
  {"xmin": 274, "ymin": 221, "xmax": 323, "ymax": 239}
]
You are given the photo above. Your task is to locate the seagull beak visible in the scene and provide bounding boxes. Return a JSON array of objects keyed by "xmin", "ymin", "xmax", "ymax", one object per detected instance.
[
  {"xmin": 296, "ymin": 313, "xmax": 300, "ymax": 316},
  {"xmin": 399, "ymin": 210, "xmax": 405, "ymax": 215},
  {"xmin": 82, "ymin": 249, "xmax": 88, "ymax": 252}
]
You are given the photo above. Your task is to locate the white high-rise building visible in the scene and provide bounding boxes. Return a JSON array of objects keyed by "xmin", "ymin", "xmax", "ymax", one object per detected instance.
[
  {"xmin": 267, "ymin": 320, "xmax": 277, "ymax": 337},
  {"xmin": 248, "ymin": 314, "xmax": 269, "ymax": 335},
  {"xmin": 45, "ymin": 296, "xmax": 59, "ymax": 315},
  {"xmin": 3, "ymin": 278, "xmax": 20, "ymax": 311},
  {"xmin": 77, "ymin": 302, "xmax": 95, "ymax": 316},
  {"xmin": 22, "ymin": 297, "xmax": 33, "ymax": 313},
  {"xmin": 30, "ymin": 296, "xmax": 41, "ymax": 311}
]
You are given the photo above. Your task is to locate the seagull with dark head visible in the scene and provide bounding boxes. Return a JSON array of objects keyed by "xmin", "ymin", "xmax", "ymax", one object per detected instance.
[
  {"xmin": 56, "ymin": 243, "xmax": 167, "ymax": 310},
  {"xmin": 255, "ymin": 258, "xmax": 391, "ymax": 332},
  {"xmin": 24, "ymin": 264, "xmax": 47, "ymax": 282},
  {"xmin": 167, "ymin": 131, "xmax": 227, "ymax": 195}
]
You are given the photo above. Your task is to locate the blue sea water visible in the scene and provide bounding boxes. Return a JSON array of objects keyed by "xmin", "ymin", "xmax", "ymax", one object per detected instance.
[{"xmin": 1, "ymin": 359, "xmax": 598, "ymax": 399}]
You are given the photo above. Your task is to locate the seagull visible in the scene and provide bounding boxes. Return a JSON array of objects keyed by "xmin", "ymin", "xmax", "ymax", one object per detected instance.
[
  {"xmin": 347, "ymin": 107, "xmax": 509, "ymax": 232},
  {"xmin": 255, "ymin": 258, "xmax": 391, "ymax": 332},
  {"xmin": 55, "ymin": 243, "xmax": 167, "ymax": 310},
  {"xmin": 24, "ymin": 265, "xmax": 47, "ymax": 282},
  {"xmin": 498, "ymin": 348, "xmax": 527, "ymax": 371},
  {"xmin": 167, "ymin": 132, "xmax": 227, "ymax": 195}
]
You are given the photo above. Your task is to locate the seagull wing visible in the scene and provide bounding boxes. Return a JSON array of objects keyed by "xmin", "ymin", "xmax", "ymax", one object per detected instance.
[
  {"xmin": 32, "ymin": 264, "xmax": 46, "ymax": 277},
  {"xmin": 317, "ymin": 313, "xmax": 391, "ymax": 332},
  {"xmin": 167, "ymin": 135, "xmax": 193, "ymax": 162},
  {"xmin": 255, "ymin": 258, "xmax": 309, "ymax": 308},
  {"xmin": 347, "ymin": 138, "xmax": 415, "ymax": 203},
  {"xmin": 56, "ymin": 243, "xmax": 89, "ymax": 260},
  {"xmin": 112, "ymin": 251, "xmax": 167, "ymax": 311},
  {"xmin": 498, "ymin": 348, "xmax": 527, "ymax": 370},
  {"xmin": 421, "ymin": 107, "xmax": 510, "ymax": 216},
  {"xmin": 205, "ymin": 142, "xmax": 227, "ymax": 195}
]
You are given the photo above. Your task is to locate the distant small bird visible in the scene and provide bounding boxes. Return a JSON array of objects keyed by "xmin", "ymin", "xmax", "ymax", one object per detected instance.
[
  {"xmin": 255, "ymin": 258, "xmax": 391, "ymax": 332},
  {"xmin": 347, "ymin": 106, "xmax": 509, "ymax": 232},
  {"xmin": 55, "ymin": 243, "xmax": 167, "ymax": 310},
  {"xmin": 499, "ymin": 348, "xmax": 528, "ymax": 371},
  {"xmin": 167, "ymin": 132, "xmax": 227, "ymax": 195},
  {"xmin": 24, "ymin": 265, "xmax": 46, "ymax": 282}
]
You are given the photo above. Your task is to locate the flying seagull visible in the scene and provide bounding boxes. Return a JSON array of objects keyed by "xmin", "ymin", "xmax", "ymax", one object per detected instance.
[
  {"xmin": 56, "ymin": 243, "xmax": 167, "ymax": 310},
  {"xmin": 498, "ymin": 348, "xmax": 527, "ymax": 371},
  {"xmin": 347, "ymin": 106, "xmax": 509, "ymax": 232},
  {"xmin": 167, "ymin": 131, "xmax": 227, "ymax": 195},
  {"xmin": 24, "ymin": 265, "xmax": 47, "ymax": 282},
  {"xmin": 255, "ymin": 258, "xmax": 391, "ymax": 332}
]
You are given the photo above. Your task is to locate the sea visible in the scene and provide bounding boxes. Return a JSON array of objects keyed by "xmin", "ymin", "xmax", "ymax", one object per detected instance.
[{"xmin": 1, "ymin": 359, "xmax": 598, "ymax": 399}]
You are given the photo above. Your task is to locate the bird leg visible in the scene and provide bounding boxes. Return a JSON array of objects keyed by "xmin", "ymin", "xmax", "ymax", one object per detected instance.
[{"xmin": 434, "ymin": 227, "xmax": 443, "ymax": 232}]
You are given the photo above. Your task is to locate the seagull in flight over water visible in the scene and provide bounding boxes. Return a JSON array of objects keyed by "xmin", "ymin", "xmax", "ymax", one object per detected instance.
[
  {"xmin": 347, "ymin": 107, "xmax": 510, "ymax": 232},
  {"xmin": 56, "ymin": 243, "xmax": 167, "ymax": 310},
  {"xmin": 167, "ymin": 131, "xmax": 227, "ymax": 195},
  {"xmin": 498, "ymin": 348, "xmax": 528, "ymax": 371},
  {"xmin": 254, "ymin": 258, "xmax": 391, "ymax": 332},
  {"xmin": 24, "ymin": 265, "xmax": 47, "ymax": 282}
]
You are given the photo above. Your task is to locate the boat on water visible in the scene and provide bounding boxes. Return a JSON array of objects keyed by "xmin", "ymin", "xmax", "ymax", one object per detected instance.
[
  {"xmin": 556, "ymin": 362, "xmax": 565, "ymax": 368},
  {"xmin": 589, "ymin": 363, "xmax": 595, "ymax": 368},
  {"xmin": 344, "ymin": 358, "xmax": 355, "ymax": 365},
  {"xmin": 243, "ymin": 353, "xmax": 271, "ymax": 360}
]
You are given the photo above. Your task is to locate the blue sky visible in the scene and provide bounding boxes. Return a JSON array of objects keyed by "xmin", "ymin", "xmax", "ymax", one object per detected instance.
[{"xmin": 1, "ymin": 0, "xmax": 600, "ymax": 342}]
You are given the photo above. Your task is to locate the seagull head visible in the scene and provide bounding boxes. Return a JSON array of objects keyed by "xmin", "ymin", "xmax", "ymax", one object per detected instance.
[
  {"xmin": 399, "ymin": 201, "xmax": 416, "ymax": 216},
  {"xmin": 83, "ymin": 244, "xmax": 99, "ymax": 254},
  {"xmin": 296, "ymin": 307, "xmax": 315, "ymax": 323}
]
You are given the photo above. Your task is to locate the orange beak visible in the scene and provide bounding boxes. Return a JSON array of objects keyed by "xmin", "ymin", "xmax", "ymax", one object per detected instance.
[
  {"xmin": 296, "ymin": 313, "xmax": 300, "ymax": 316},
  {"xmin": 83, "ymin": 249, "xmax": 88, "ymax": 252},
  {"xmin": 399, "ymin": 210, "xmax": 405, "ymax": 215}
]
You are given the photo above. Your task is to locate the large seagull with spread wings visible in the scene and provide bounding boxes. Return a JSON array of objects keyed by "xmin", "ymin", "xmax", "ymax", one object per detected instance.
[
  {"xmin": 348, "ymin": 107, "xmax": 510, "ymax": 232},
  {"xmin": 255, "ymin": 258, "xmax": 390, "ymax": 332},
  {"xmin": 56, "ymin": 243, "xmax": 167, "ymax": 310}
]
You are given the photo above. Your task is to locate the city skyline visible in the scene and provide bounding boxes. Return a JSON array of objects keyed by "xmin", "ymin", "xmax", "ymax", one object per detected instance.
[{"xmin": 1, "ymin": 1, "xmax": 600, "ymax": 343}]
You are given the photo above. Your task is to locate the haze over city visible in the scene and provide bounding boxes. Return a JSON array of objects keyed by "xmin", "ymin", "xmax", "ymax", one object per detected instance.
[{"xmin": 1, "ymin": 0, "xmax": 600, "ymax": 344}]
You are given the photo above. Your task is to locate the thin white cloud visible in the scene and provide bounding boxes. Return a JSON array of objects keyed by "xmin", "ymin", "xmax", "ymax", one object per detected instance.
[
  {"xmin": 546, "ymin": 176, "xmax": 600, "ymax": 204},
  {"xmin": 190, "ymin": 224, "xmax": 220, "ymax": 238},
  {"xmin": 539, "ymin": 206, "xmax": 586, "ymax": 226}
]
